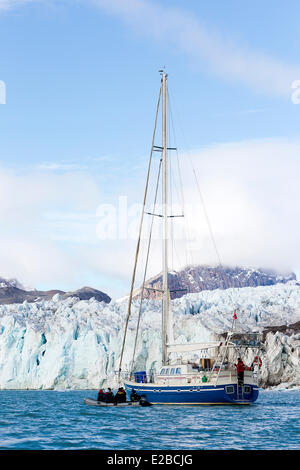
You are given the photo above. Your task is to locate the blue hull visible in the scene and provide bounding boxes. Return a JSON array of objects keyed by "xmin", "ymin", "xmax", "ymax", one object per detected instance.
[{"xmin": 125, "ymin": 382, "xmax": 259, "ymax": 405}]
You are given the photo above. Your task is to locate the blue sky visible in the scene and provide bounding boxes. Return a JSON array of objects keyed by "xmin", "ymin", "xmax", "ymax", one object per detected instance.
[{"xmin": 1, "ymin": 0, "xmax": 300, "ymax": 297}]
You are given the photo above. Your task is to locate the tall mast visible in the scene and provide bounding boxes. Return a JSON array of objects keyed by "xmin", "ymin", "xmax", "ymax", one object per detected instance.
[{"xmin": 161, "ymin": 72, "xmax": 169, "ymax": 365}]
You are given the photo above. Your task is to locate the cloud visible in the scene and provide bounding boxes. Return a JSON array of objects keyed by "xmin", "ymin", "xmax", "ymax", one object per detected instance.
[
  {"xmin": 0, "ymin": 166, "xmax": 102, "ymax": 287},
  {"xmin": 90, "ymin": 0, "xmax": 300, "ymax": 97},
  {"xmin": 0, "ymin": 0, "xmax": 36, "ymax": 10},
  {"xmin": 2, "ymin": 0, "xmax": 299, "ymax": 96},
  {"xmin": 75, "ymin": 136, "xmax": 300, "ymax": 297},
  {"xmin": 0, "ymin": 137, "xmax": 299, "ymax": 297},
  {"xmin": 36, "ymin": 162, "xmax": 89, "ymax": 171},
  {"xmin": 169, "ymin": 137, "xmax": 300, "ymax": 275}
]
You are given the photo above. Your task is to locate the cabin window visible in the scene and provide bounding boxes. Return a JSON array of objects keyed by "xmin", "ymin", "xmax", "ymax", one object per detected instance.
[
  {"xmin": 243, "ymin": 385, "xmax": 251, "ymax": 394},
  {"xmin": 164, "ymin": 369, "xmax": 170, "ymax": 375},
  {"xmin": 225, "ymin": 385, "xmax": 234, "ymax": 394},
  {"xmin": 175, "ymin": 368, "xmax": 181, "ymax": 375},
  {"xmin": 170, "ymin": 368, "xmax": 175, "ymax": 375},
  {"xmin": 160, "ymin": 368, "xmax": 166, "ymax": 375}
]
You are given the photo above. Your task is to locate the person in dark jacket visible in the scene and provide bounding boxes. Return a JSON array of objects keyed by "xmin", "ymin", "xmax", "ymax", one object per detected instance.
[
  {"xmin": 104, "ymin": 388, "xmax": 114, "ymax": 403},
  {"xmin": 97, "ymin": 389, "xmax": 104, "ymax": 402},
  {"xmin": 114, "ymin": 387, "xmax": 127, "ymax": 404},
  {"xmin": 139, "ymin": 395, "xmax": 152, "ymax": 407},
  {"xmin": 130, "ymin": 389, "xmax": 141, "ymax": 402}
]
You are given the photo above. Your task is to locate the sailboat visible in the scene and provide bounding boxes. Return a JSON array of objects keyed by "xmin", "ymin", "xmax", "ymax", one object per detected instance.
[{"xmin": 118, "ymin": 71, "xmax": 262, "ymax": 405}]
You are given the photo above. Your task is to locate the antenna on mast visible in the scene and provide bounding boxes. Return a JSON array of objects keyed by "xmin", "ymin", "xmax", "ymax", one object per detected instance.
[{"xmin": 159, "ymin": 66, "xmax": 168, "ymax": 77}]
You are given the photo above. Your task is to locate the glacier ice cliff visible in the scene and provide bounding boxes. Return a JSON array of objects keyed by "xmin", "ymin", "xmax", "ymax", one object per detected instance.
[{"xmin": 0, "ymin": 283, "xmax": 300, "ymax": 389}]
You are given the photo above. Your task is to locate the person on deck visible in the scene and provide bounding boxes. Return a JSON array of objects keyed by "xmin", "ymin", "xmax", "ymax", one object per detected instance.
[
  {"xmin": 104, "ymin": 388, "xmax": 114, "ymax": 403},
  {"xmin": 236, "ymin": 358, "xmax": 245, "ymax": 384},
  {"xmin": 97, "ymin": 389, "xmax": 104, "ymax": 402}
]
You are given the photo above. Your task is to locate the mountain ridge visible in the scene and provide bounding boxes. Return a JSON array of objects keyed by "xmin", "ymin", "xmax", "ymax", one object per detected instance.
[
  {"xmin": 0, "ymin": 281, "xmax": 111, "ymax": 305},
  {"xmin": 133, "ymin": 265, "xmax": 297, "ymax": 300},
  {"xmin": 0, "ymin": 265, "xmax": 296, "ymax": 305}
]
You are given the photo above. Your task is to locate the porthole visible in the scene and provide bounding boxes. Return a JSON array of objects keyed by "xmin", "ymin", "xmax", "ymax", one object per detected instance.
[{"xmin": 225, "ymin": 385, "xmax": 234, "ymax": 394}]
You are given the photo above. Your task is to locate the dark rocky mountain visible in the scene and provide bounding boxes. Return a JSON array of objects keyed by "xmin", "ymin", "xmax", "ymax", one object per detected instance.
[
  {"xmin": 0, "ymin": 286, "xmax": 65, "ymax": 305},
  {"xmin": 0, "ymin": 276, "xmax": 28, "ymax": 290},
  {"xmin": 61, "ymin": 287, "xmax": 111, "ymax": 303},
  {"xmin": 0, "ymin": 278, "xmax": 111, "ymax": 305},
  {"xmin": 133, "ymin": 265, "xmax": 297, "ymax": 300}
]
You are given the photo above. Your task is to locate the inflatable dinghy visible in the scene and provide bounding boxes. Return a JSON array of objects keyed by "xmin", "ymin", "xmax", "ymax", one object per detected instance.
[
  {"xmin": 84, "ymin": 398, "xmax": 139, "ymax": 407},
  {"xmin": 84, "ymin": 398, "xmax": 152, "ymax": 407}
]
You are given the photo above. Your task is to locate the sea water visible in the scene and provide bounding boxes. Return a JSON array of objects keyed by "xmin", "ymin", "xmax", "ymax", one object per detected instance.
[{"xmin": 0, "ymin": 389, "xmax": 299, "ymax": 450}]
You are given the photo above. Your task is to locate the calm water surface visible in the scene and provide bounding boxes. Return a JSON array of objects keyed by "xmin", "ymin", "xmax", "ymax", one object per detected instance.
[{"xmin": 0, "ymin": 389, "xmax": 299, "ymax": 450}]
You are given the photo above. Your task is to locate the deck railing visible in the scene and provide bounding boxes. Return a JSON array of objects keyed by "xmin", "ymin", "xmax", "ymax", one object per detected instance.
[{"xmin": 118, "ymin": 368, "xmax": 258, "ymax": 386}]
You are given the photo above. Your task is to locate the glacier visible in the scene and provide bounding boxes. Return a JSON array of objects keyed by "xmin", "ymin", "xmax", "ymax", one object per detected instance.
[{"xmin": 0, "ymin": 282, "xmax": 300, "ymax": 389}]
